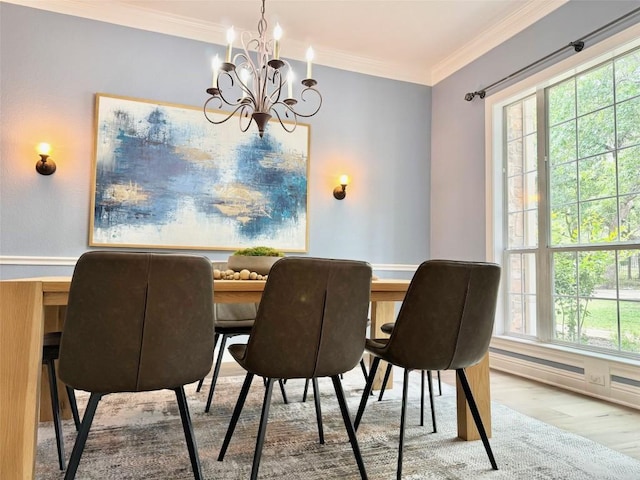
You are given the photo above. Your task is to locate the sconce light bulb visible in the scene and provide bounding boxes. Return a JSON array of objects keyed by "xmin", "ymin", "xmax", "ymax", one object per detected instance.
[
  {"xmin": 333, "ymin": 174, "xmax": 348, "ymax": 200},
  {"xmin": 35, "ymin": 142, "xmax": 56, "ymax": 175},
  {"xmin": 37, "ymin": 142, "xmax": 51, "ymax": 156}
]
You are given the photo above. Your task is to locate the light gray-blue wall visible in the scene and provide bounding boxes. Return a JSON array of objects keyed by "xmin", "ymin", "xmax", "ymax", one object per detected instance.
[
  {"xmin": 0, "ymin": 3, "xmax": 431, "ymax": 279},
  {"xmin": 431, "ymin": 0, "xmax": 640, "ymax": 261}
]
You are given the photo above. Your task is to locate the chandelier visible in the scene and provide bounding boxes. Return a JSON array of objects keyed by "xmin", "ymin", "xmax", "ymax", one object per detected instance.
[{"xmin": 204, "ymin": 0, "xmax": 322, "ymax": 138}]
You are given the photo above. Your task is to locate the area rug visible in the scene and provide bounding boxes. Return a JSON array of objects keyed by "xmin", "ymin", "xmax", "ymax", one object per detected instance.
[{"xmin": 36, "ymin": 369, "xmax": 640, "ymax": 479}]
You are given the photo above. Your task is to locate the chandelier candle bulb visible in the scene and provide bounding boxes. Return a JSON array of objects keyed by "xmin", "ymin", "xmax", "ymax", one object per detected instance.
[
  {"xmin": 212, "ymin": 55, "xmax": 221, "ymax": 88},
  {"xmin": 273, "ymin": 24, "xmax": 282, "ymax": 59},
  {"xmin": 226, "ymin": 27, "xmax": 235, "ymax": 63},
  {"xmin": 287, "ymin": 70, "xmax": 294, "ymax": 98},
  {"xmin": 240, "ymin": 68, "xmax": 250, "ymax": 99},
  {"xmin": 306, "ymin": 47, "xmax": 314, "ymax": 79}
]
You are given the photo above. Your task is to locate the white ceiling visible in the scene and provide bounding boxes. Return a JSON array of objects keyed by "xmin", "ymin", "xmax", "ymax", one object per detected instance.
[{"xmin": 4, "ymin": 0, "xmax": 569, "ymax": 84}]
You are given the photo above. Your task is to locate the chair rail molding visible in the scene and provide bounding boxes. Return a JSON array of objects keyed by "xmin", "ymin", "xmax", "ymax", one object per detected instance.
[
  {"xmin": 0, "ymin": 255, "xmax": 78, "ymax": 266},
  {"xmin": 0, "ymin": 255, "xmax": 418, "ymax": 274}
]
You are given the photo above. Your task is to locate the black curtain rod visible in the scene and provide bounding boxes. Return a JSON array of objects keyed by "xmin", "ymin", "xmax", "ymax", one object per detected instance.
[{"xmin": 464, "ymin": 6, "xmax": 640, "ymax": 101}]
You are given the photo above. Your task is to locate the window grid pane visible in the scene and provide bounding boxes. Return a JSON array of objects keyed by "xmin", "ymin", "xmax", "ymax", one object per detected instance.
[
  {"xmin": 506, "ymin": 95, "xmax": 537, "ymax": 250},
  {"xmin": 506, "ymin": 252, "xmax": 537, "ymax": 335}
]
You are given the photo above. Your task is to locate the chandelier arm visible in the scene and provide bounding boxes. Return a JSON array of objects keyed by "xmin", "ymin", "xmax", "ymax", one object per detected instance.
[
  {"xmin": 237, "ymin": 36, "xmax": 262, "ymax": 109},
  {"xmin": 260, "ymin": 64, "xmax": 271, "ymax": 112},
  {"xmin": 203, "ymin": 98, "xmax": 249, "ymax": 125},
  {"xmin": 271, "ymin": 109, "xmax": 298, "ymax": 133},
  {"xmin": 239, "ymin": 116, "xmax": 252, "ymax": 132},
  {"xmin": 239, "ymin": 105, "xmax": 253, "ymax": 133},
  {"xmin": 282, "ymin": 88, "xmax": 323, "ymax": 118},
  {"xmin": 215, "ymin": 70, "xmax": 253, "ymax": 108},
  {"xmin": 268, "ymin": 68, "xmax": 284, "ymax": 104}
]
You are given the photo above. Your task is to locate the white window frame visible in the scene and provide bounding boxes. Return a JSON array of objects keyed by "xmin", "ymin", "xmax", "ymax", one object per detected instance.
[{"xmin": 486, "ymin": 24, "xmax": 640, "ymax": 349}]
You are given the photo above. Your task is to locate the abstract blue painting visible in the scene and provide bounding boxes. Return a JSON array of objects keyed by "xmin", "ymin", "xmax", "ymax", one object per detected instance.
[{"xmin": 90, "ymin": 94, "xmax": 309, "ymax": 251}]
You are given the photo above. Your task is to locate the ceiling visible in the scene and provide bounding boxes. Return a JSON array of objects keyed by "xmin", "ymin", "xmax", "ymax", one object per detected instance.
[{"xmin": 4, "ymin": 0, "xmax": 569, "ymax": 85}]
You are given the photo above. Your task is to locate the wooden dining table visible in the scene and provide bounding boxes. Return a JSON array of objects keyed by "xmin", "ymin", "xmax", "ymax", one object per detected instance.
[{"xmin": 0, "ymin": 276, "xmax": 491, "ymax": 479}]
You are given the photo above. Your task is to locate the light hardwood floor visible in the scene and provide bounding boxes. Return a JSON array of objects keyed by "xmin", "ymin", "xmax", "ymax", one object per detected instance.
[
  {"xmin": 220, "ymin": 364, "xmax": 640, "ymax": 461},
  {"xmin": 440, "ymin": 369, "xmax": 640, "ymax": 461}
]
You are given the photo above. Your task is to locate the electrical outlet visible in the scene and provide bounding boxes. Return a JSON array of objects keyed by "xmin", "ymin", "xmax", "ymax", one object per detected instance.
[{"xmin": 588, "ymin": 374, "xmax": 606, "ymax": 386}]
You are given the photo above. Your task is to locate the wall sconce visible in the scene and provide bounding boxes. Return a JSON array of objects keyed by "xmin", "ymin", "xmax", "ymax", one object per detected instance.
[
  {"xmin": 35, "ymin": 142, "xmax": 56, "ymax": 175},
  {"xmin": 333, "ymin": 174, "xmax": 349, "ymax": 200}
]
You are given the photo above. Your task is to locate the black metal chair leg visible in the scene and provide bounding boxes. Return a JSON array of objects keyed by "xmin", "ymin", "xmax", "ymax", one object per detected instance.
[
  {"xmin": 64, "ymin": 393, "xmax": 102, "ymax": 480},
  {"xmin": 46, "ymin": 359, "xmax": 65, "ymax": 470},
  {"xmin": 175, "ymin": 386, "xmax": 203, "ymax": 480},
  {"xmin": 250, "ymin": 378, "xmax": 275, "ymax": 480},
  {"xmin": 396, "ymin": 369, "xmax": 409, "ymax": 480},
  {"xmin": 205, "ymin": 333, "xmax": 227, "ymax": 412},
  {"xmin": 331, "ymin": 375, "xmax": 368, "ymax": 480},
  {"xmin": 311, "ymin": 378, "xmax": 324, "ymax": 444},
  {"xmin": 354, "ymin": 357, "xmax": 380, "ymax": 431},
  {"xmin": 420, "ymin": 370, "xmax": 425, "ymax": 427},
  {"xmin": 377, "ymin": 363, "xmax": 393, "ymax": 401},
  {"xmin": 218, "ymin": 372, "xmax": 254, "ymax": 461},
  {"xmin": 278, "ymin": 379, "xmax": 289, "ymax": 404},
  {"xmin": 456, "ymin": 369, "xmax": 498, "ymax": 470},
  {"xmin": 302, "ymin": 379, "xmax": 309, "ymax": 402},
  {"xmin": 427, "ymin": 371, "xmax": 436, "ymax": 433},
  {"xmin": 65, "ymin": 386, "xmax": 81, "ymax": 431},
  {"xmin": 437, "ymin": 371, "xmax": 442, "ymax": 396},
  {"xmin": 196, "ymin": 333, "xmax": 219, "ymax": 392},
  {"xmin": 359, "ymin": 359, "xmax": 369, "ymax": 381}
]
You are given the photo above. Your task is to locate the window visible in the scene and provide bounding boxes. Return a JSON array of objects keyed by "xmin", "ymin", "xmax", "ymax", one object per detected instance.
[{"xmin": 495, "ymin": 35, "xmax": 640, "ymax": 357}]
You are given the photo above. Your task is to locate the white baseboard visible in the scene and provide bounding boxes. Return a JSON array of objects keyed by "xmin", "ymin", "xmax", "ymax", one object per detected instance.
[{"xmin": 490, "ymin": 336, "xmax": 640, "ymax": 411}]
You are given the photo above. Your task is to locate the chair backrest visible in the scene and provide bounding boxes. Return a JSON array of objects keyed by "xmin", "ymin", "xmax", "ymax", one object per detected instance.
[
  {"xmin": 384, "ymin": 260, "xmax": 501, "ymax": 371},
  {"xmin": 59, "ymin": 251, "xmax": 214, "ymax": 393},
  {"xmin": 239, "ymin": 257, "xmax": 372, "ymax": 379}
]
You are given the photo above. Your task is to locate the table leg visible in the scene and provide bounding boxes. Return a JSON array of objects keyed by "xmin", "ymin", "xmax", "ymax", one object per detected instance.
[
  {"xmin": 456, "ymin": 353, "xmax": 492, "ymax": 440},
  {"xmin": 40, "ymin": 306, "xmax": 72, "ymax": 421},
  {"xmin": 0, "ymin": 281, "xmax": 44, "ymax": 479}
]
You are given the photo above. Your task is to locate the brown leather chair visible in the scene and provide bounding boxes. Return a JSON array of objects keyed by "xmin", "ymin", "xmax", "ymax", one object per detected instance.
[
  {"xmin": 58, "ymin": 252, "xmax": 215, "ymax": 480},
  {"xmin": 354, "ymin": 260, "xmax": 501, "ymax": 479},
  {"xmin": 217, "ymin": 257, "xmax": 372, "ymax": 480},
  {"xmin": 42, "ymin": 331, "xmax": 81, "ymax": 470}
]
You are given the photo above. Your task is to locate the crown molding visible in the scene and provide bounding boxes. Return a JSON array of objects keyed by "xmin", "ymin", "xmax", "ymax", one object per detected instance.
[
  {"xmin": 1, "ymin": 0, "xmax": 567, "ymax": 86},
  {"xmin": 1, "ymin": 0, "xmax": 226, "ymax": 43},
  {"xmin": 431, "ymin": 0, "xmax": 569, "ymax": 85}
]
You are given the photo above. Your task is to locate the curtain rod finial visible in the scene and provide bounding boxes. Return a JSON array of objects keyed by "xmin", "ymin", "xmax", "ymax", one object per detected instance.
[
  {"xmin": 464, "ymin": 90, "xmax": 486, "ymax": 102},
  {"xmin": 571, "ymin": 41, "xmax": 585, "ymax": 52}
]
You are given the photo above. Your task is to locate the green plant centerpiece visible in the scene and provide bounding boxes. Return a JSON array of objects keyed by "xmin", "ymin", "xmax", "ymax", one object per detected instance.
[
  {"xmin": 232, "ymin": 246, "xmax": 285, "ymax": 257},
  {"xmin": 219, "ymin": 246, "xmax": 285, "ymax": 280}
]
